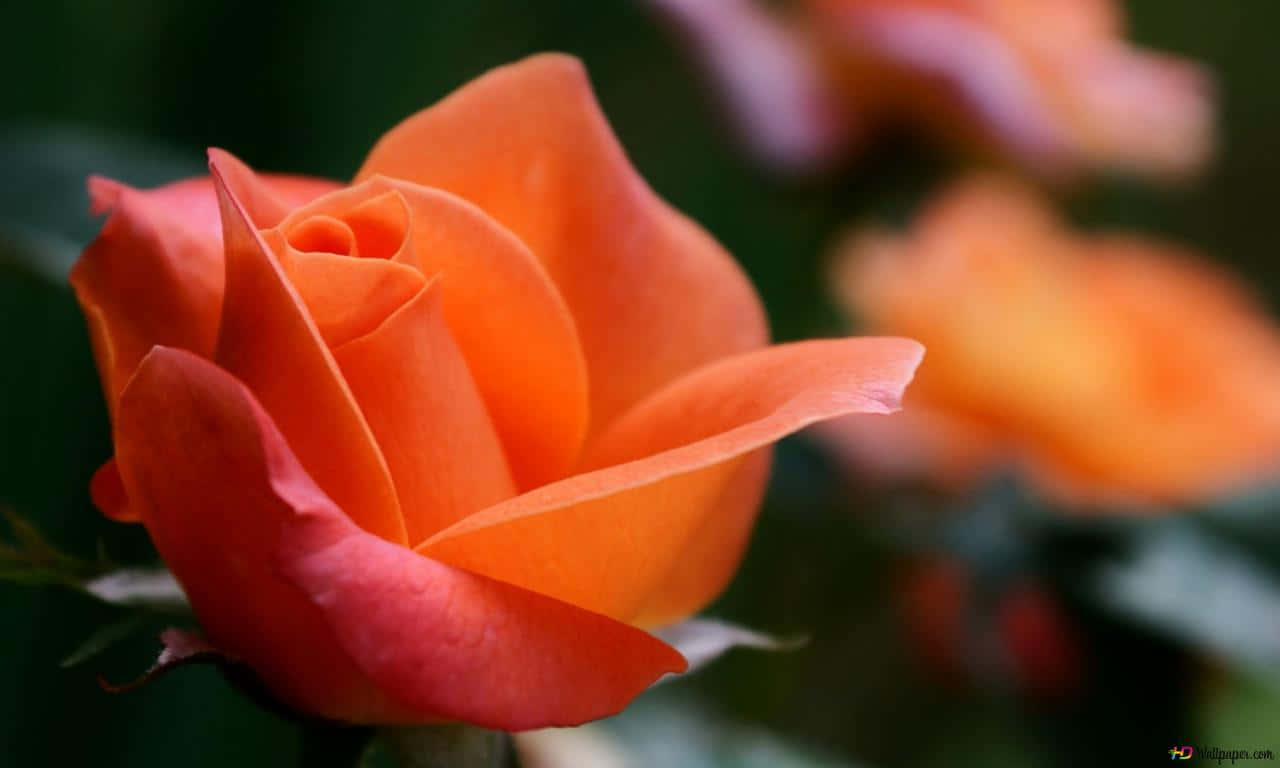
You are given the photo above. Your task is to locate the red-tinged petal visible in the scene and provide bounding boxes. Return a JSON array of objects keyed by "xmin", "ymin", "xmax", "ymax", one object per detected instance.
[
  {"xmin": 70, "ymin": 176, "xmax": 222, "ymax": 415},
  {"xmin": 418, "ymin": 338, "xmax": 924, "ymax": 623},
  {"xmin": 208, "ymin": 155, "xmax": 407, "ymax": 545},
  {"xmin": 278, "ymin": 177, "xmax": 589, "ymax": 488},
  {"xmin": 357, "ymin": 54, "xmax": 768, "ymax": 437},
  {"xmin": 115, "ymin": 347, "xmax": 686, "ymax": 727},
  {"xmin": 332, "ymin": 281, "xmax": 517, "ymax": 545},
  {"xmin": 89, "ymin": 458, "xmax": 135, "ymax": 522},
  {"xmin": 70, "ymin": 167, "xmax": 339, "ymax": 416}
]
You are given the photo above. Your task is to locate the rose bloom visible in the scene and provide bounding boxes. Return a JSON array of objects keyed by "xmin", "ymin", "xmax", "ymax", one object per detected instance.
[
  {"xmin": 820, "ymin": 175, "xmax": 1280, "ymax": 508},
  {"xmin": 70, "ymin": 55, "xmax": 922, "ymax": 729},
  {"xmin": 651, "ymin": 0, "xmax": 1213, "ymax": 178}
]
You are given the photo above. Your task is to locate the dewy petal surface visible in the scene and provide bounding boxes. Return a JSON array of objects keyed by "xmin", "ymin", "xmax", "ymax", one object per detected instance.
[
  {"xmin": 357, "ymin": 53, "xmax": 768, "ymax": 437},
  {"xmin": 332, "ymin": 280, "xmax": 517, "ymax": 545},
  {"xmin": 419, "ymin": 338, "xmax": 923, "ymax": 623},
  {"xmin": 209, "ymin": 154, "xmax": 406, "ymax": 545},
  {"xmin": 113, "ymin": 347, "xmax": 686, "ymax": 728}
]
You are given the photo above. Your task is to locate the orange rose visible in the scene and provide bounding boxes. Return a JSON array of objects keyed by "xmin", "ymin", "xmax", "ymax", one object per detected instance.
[
  {"xmin": 822, "ymin": 175, "xmax": 1280, "ymax": 507},
  {"xmin": 71, "ymin": 55, "xmax": 923, "ymax": 729},
  {"xmin": 652, "ymin": 0, "xmax": 1213, "ymax": 177}
]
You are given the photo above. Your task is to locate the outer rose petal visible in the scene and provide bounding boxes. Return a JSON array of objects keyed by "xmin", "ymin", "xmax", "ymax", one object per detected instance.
[
  {"xmin": 72, "ymin": 170, "xmax": 339, "ymax": 524},
  {"xmin": 209, "ymin": 155, "xmax": 406, "ymax": 545},
  {"xmin": 113, "ymin": 347, "xmax": 686, "ymax": 728},
  {"xmin": 71, "ymin": 170, "xmax": 342, "ymax": 414},
  {"xmin": 418, "ymin": 338, "xmax": 923, "ymax": 623},
  {"xmin": 630, "ymin": 448, "xmax": 772, "ymax": 627},
  {"xmin": 357, "ymin": 53, "xmax": 768, "ymax": 437},
  {"xmin": 70, "ymin": 176, "xmax": 222, "ymax": 416}
]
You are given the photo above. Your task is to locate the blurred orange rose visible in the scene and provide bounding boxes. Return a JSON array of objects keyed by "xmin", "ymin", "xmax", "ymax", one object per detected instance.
[
  {"xmin": 820, "ymin": 175, "xmax": 1280, "ymax": 507},
  {"xmin": 652, "ymin": 0, "xmax": 1213, "ymax": 178},
  {"xmin": 71, "ymin": 54, "xmax": 923, "ymax": 729}
]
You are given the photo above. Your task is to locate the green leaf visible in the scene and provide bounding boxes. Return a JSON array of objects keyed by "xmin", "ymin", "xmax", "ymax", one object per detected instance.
[
  {"xmin": 0, "ymin": 508, "xmax": 107, "ymax": 587},
  {"xmin": 59, "ymin": 613, "xmax": 150, "ymax": 668},
  {"xmin": 378, "ymin": 725, "xmax": 510, "ymax": 768}
]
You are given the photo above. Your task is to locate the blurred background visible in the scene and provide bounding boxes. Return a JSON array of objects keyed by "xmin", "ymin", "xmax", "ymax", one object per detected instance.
[{"xmin": 2, "ymin": 1, "xmax": 1279, "ymax": 766}]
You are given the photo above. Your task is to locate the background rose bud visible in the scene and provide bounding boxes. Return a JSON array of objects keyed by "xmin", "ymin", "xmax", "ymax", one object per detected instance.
[
  {"xmin": 69, "ymin": 54, "xmax": 923, "ymax": 729},
  {"xmin": 897, "ymin": 557, "xmax": 1083, "ymax": 699},
  {"xmin": 820, "ymin": 175, "xmax": 1280, "ymax": 507}
]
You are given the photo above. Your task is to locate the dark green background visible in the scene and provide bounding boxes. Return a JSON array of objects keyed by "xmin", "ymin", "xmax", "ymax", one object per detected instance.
[{"xmin": 1, "ymin": 2, "xmax": 1277, "ymax": 766}]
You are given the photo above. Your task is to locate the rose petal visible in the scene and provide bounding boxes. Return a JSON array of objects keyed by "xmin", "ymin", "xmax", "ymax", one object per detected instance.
[
  {"xmin": 70, "ymin": 176, "xmax": 222, "ymax": 415},
  {"xmin": 72, "ymin": 164, "xmax": 338, "ymax": 520},
  {"xmin": 89, "ymin": 458, "xmax": 134, "ymax": 522},
  {"xmin": 357, "ymin": 54, "xmax": 768, "ymax": 438},
  {"xmin": 332, "ymin": 280, "xmax": 517, "ymax": 544},
  {"xmin": 627, "ymin": 448, "xmax": 771, "ymax": 627},
  {"xmin": 206, "ymin": 147, "xmax": 344, "ymax": 228},
  {"xmin": 114, "ymin": 347, "xmax": 686, "ymax": 727},
  {"xmin": 276, "ymin": 245, "xmax": 426, "ymax": 349},
  {"xmin": 379, "ymin": 177, "xmax": 590, "ymax": 490},
  {"xmin": 209, "ymin": 153, "xmax": 406, "ymax": 545},
  {"xmin": 283, "ymin": 177, "xmax": 590, "ymax": 489},
  {"xmin": 419, "ymin": 338, "xmax": 923, "ymax": 623}
]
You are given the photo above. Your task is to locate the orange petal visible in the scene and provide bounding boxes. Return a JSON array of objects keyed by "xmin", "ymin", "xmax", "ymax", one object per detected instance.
[
  {"xmin": 70, "ymin": 167, "xmax": 339, "ymax": 416},
  {"xmin": 333, "ymin": 280, "xmax": 517, "ymax": 544},
  {"xmin": 277, "ymin": 177, "xmax": 590, "ymax": 488},
  {"xmin": 631, "ymin": 447, "xmax": 772, "ymax": 627},
  {"xmin": 418, "ymin": 338, "xmax": 924, "ymax": 623},
  {"xmin": 206, "ymin": 147, "xmax": 343, "ymax": 228},
  {"xmin": 377, "ymin": 177, "xmax": 589, "ymax": 490},
  {"xmin": 357, "ymin": 54, "xmax": 768, "ymax": 437},
  {"xmin": 276, "ymin": 245, "xmax": 426, "ymax": 349},
  {"xmin": 208, "ymin": 154, "xmax": 406, "ymax": 545},
  {"xmin": 114, "ymin": 347, "xmax": 685, "ymax": 727}
]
